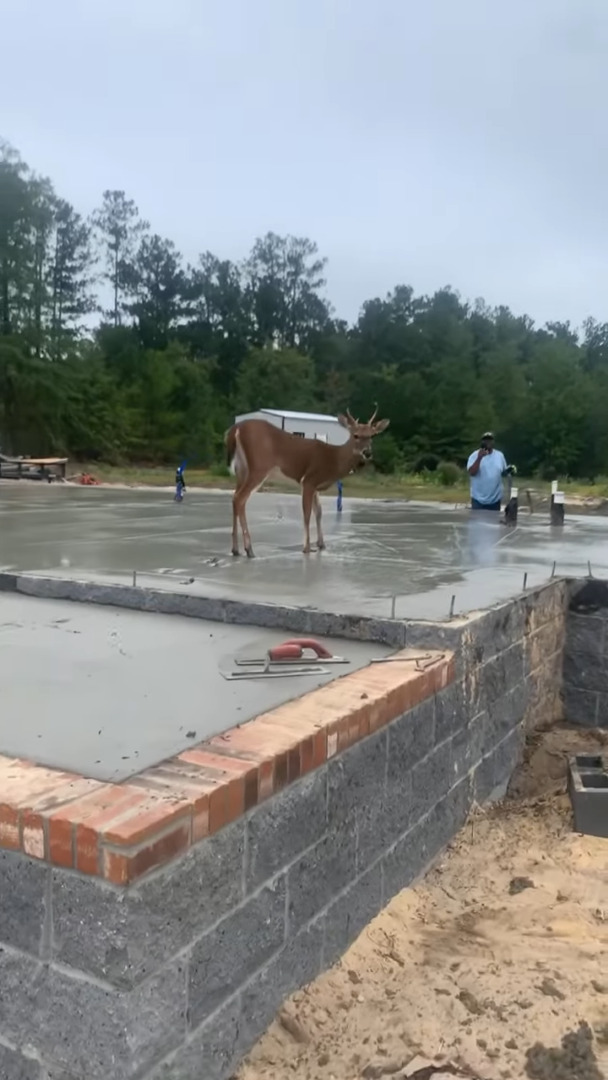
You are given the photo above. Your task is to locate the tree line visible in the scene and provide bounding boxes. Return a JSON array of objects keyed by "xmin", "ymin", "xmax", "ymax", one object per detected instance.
[{"xmin": 1, "ymin": 139, "xmax": 607, "ymax": 479}]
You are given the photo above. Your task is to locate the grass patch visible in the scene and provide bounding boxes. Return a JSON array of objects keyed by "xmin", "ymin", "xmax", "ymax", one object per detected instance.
[
  {"xmin": 74, "ymin": 462, "xmax": 470, "ymax": 501},
  {"xmin": 73, "ymin": 463, "xmax": 608, "ymax": 504}
]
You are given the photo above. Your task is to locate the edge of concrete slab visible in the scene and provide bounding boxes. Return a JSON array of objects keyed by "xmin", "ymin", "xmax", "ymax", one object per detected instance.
[
  {"xmin": 0, "ymin": 571, "xmax": 408, "ymax": 647},
  {"xmin": 0, "ymin": 568, "xmax": 575, "ymax": 647},
  {"xmin": 0, "ymin": 646, "xmax": 454, "ymax": 886}
]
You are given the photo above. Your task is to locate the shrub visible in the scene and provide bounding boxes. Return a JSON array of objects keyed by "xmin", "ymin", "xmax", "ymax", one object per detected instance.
[
  {"xmin": 208, "ymin": 461, "xmax": 231, "ymax": 478},
  {"xmin": 436, "ymin": 460, "xmax": 462, "ymax": 487},
  {"xmin": 413, "ymin": 452, "xmax": 440, "ymax": 474}
]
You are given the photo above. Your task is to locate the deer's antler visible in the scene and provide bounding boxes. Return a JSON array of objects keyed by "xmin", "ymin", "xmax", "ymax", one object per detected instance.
[
  {"xmin": 368, "ymin": 402, "xmax": 378, "ymax": 425},
  {"xmin": 346, "ymin": 407, "xmax": 359, "ymax": 425}
]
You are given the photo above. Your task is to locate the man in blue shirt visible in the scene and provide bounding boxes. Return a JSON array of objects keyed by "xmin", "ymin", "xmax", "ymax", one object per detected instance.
[{"xmin": 467, "ymin": 432, "xmax": 514, "ymax": 511}]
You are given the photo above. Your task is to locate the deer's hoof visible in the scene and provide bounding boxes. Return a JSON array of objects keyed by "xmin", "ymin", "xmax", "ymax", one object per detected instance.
[
  {"xmin": 231, "ymin": 548, "xmax": 240, "ymax": 557},
  {"xmin": 317, "ymin": 542, "xmax": 326, "ymax": 551},
  {"xmin": 246, "ymin": 548, "xmax": 255, "ymax": 559}
]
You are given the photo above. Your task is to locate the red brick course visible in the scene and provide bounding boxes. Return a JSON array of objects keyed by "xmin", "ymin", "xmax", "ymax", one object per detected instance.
[{"xmin": 0, "ymin": 649, "xmax": 453, "ymax": 885}]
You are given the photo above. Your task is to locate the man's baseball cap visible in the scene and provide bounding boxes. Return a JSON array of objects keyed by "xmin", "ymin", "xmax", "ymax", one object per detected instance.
[{"xmin": 481, "ymin": 431, "xmax": 495, "ymax": 440}]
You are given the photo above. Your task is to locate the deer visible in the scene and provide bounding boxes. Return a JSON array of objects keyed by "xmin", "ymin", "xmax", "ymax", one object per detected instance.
[{"xmin": 225, "ymin": 407, "xmax": 390, "ymax": 557}]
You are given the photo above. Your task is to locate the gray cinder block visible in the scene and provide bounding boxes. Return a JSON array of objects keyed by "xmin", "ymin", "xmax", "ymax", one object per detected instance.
[
  {"xmin": 410, "ymin": 739, "xmax": 452, "ymax": 821},
  {"xmin": 188, "ymin": 878, "xmax": 286, "ymax": 1028},
  {"xmin": 52, "ymin": 819, "xmax": 245, "ymax": 988},
  {"xmin": 0, "ymin": 851, "xmax": 49, "ymax": 958},
  {"xmin": 238, "ymin": 920, "xmax": 324, "ymax": 1053},
  {"xmin": 323, "ymin": 864, "xmax": 384, "ymax": 967},
  {"xmin": 0, "ymin": 947, "xmax": 187, "ymax": 1080},
  {"xmin": 473, "ymin": 728, "xmax": 523, "ymax": 803},
  {"xmin": 562, "ymin": 684, "xmax": 599, "ymax": 728},
  {"xmin": 569, "ymin": 755, "xmax": 608, "ymax": 838},
  {"xmin": 146, "ymin": 997, "xmax": 242, "ymax": 1080},
  {"xmin": 245, "ymin": 769, "xmax": 327, "ymax": 893},
  {"xmin": 287, "ymin": 828, "xmax": 357, "ymax": 934}
]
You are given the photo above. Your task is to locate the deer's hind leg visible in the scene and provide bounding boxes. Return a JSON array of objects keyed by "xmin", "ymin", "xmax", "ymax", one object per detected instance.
[
  {"xmin": 231, "ymin": 478, "xmax": 242, "ymax": 556},
  {"xmin": 231, "ymin": 432, "xmax": 261, "ymax": 558},
  {"xmin": 233, "ymin": 469, "xmax": 268, "ymax": 558},
  {"xmin": 301, "ymin": 483, "xmax": 315, "ymax": 554},
  {"xmin": 313, "ymin": 491, "xmax": 325, "ymax": 550}
]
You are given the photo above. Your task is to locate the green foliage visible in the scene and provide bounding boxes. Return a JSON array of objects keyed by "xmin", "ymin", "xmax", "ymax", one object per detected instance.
[
  {"xmin": 1, "ymin": 142, "xmax": 608, "ymax": 480},
  {"xmin": 436, "ymin": 461, "xmax": 463, "ymax": 487},
  {"xmin": 208, "ymin": 461, "xmax": 231, "ymax": 478},
  {"xmin": 235, "ymin": 347, "xmax": 318, "ymax": 415},
  {"xmin": 369, "ymin": 432, "xmax": 402, "ymax": 474}
]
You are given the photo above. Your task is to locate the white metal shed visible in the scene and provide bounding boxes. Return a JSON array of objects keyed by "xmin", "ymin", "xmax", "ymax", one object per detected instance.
[{"xmin": 234, "ymin": 409, "xmax": 349, "ymax": 445}]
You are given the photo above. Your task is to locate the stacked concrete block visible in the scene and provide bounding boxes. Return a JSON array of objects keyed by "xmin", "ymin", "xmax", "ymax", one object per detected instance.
[
  {"xmin": 563, "ymin": 579, "xmax": 608, "ymax": 728},
  {"xmin": 0, "ymin": 577, "xmax": 573, "ymax": 1079},
  {"xmin": 0, "ymin": 650, "xmax": 531, "ymax": 1080}
]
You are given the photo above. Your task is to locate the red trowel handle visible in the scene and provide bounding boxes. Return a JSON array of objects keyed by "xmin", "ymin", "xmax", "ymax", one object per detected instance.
[
  {"xmin": 267, "ymin": 643, "xmax": 305, "ymax": 661},
  {"xmin": 267, "ymin": 638, "xmax": 334, "ymax": 662}
]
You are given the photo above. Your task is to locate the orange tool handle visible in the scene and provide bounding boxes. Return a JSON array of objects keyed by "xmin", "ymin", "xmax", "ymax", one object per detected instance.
[
  {"xmin": 268, "ymin": 638, "xmax": 334, "ymax": 661},
  {"xmin": 267, "ymin": 643, "xmax": 305, "ymax": 661}
]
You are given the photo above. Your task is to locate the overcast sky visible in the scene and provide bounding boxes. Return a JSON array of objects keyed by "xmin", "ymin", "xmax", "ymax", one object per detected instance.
[{"xmin": 2, "ymin": 0, "xmax": 607, "ymax": 328}]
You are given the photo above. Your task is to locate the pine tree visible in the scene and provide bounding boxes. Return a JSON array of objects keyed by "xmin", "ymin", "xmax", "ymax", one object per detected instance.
[
  {"xmin": 48, "ymin": 200, "xmax": 97, "ymax": 358},
  {"xmin": 92, "ymin": 190, "xmax": 148, "ymax": 326}
]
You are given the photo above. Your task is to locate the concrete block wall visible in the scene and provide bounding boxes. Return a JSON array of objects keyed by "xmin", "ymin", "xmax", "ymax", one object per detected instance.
[
  {"xmin": 0, "ymin": 579, "xmax": 571, "ymax": 1080},
  {"xmin": 407, "ymin": 579, "xmax": 568, "ymax": 739},
  {"xmin": 0, "ymin": 628, "xmax": 546, "ymax": 1080},
  {"xmin": 563, "ymin": 578, "xmax": 608, "ymax": 728}
]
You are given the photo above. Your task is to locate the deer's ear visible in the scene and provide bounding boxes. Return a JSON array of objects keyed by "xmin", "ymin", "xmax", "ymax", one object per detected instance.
[
  {"xmin": 337, "ymin": 414, "xmax": 351, "ymax": 429},
  {"xmin": 372, "ymin": 418, "xmax": 390, "ymax": 434}
]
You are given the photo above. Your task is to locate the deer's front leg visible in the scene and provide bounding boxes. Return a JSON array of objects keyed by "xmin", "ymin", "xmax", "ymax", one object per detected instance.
[
  {"xmin": 231, "ymin": 492, "xmax": 240, "ymax": 555},
  {"xmin": 301, "ymin": 484, "xmax": 314, "ymax": 554},
  {"xmin": 313, "ymin": 491, "xmax": 325, "ymax": 550}
]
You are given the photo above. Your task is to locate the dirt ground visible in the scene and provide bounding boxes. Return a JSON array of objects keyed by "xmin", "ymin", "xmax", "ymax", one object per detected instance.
[{"xmin": 236, "ymin": 727, "xmax": 608, "ymax": 1080}]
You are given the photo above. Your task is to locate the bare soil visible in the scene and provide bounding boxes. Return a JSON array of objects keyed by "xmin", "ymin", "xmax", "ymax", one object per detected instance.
[{"xmin": 235, "ymin": 726, "xmax": 608, "ymax": 1080}]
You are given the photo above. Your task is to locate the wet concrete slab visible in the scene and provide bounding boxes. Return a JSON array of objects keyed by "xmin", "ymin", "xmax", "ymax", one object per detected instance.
[
  {"xmin": 0, "ymin": 592, "xmax": 390, "ymax": 782},
  {"xmin": 1, "ymin": 484, "xmax": 607, "ymax": 619}
]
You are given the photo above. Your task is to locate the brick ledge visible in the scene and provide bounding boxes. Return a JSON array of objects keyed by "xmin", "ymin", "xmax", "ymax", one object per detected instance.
[{"xmin": 0, "ymin": 649, "xmax": 453, "ymax": 885}]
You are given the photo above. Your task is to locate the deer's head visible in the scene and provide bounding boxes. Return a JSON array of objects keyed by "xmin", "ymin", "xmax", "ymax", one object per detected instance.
[{"xmin": 337, "ymin": 405, "xmax": 390, "ymax": 465}]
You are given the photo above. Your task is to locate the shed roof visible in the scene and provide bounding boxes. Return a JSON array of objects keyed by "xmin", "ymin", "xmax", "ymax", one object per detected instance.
[{"xmin": 259, "ymin": 409, "xmax": 340, "ymax": 424}]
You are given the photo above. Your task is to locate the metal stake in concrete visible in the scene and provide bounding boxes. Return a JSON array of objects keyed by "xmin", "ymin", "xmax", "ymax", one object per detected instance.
[
  {"xmin": 550, "ymin": 490, "xmax": 565, "ymax": 527},
  {"xmin": 449, "ymin": 594, "xmax": 456, "ymax": 619},
  {"xmin": 132, "ymin": 570, "xmax": 137, "ymax": 587},
  {"xmin": 523, "ymin": 572, "xmax": 528, "ymax": 590},
  {"xmin": 588, "ymin": 560, "xmax": 594, "ymax": 579},
  {"xmin": 551, "ymin": 560, "xmax": 557, "ymax": 578},
  {"xmin": 390, "ymin": 595, "xmax": 396, "ymax": 619}
]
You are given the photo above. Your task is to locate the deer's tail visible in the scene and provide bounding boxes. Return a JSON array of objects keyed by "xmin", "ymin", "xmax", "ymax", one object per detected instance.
[{"xmin": 225, "ymin": 425, "xmax": 238, "ymax": 473}]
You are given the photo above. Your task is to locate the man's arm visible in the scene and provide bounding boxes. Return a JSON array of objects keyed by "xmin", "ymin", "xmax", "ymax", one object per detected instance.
[{"xmin": 468, "ymin": 449, "xmax": 487, "ymax": 476}]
